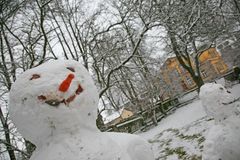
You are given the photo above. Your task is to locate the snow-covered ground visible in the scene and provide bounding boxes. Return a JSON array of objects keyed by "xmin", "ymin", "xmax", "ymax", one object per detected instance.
[{"xmin": 138, "ymin": 83, "xmax": 240, "ymax": 160}]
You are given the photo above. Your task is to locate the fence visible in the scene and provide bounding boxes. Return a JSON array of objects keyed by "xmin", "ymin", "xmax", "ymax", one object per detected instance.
[{"xmin": 103, "ymin": 97, "xmax": 180, "ymax": 133}]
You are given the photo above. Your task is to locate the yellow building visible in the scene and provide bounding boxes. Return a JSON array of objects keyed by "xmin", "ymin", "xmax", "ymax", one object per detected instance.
[
  {"xmin": 106, "ymin": 108, "xmax": 134, "ymax": 127},
  {"xmin": 161, "ymin": 47, "xmax": 228, "ymax": 97},
  {"xmin": 161, "ymin": 57, "xmax": 195, "ymax": 94},
  {"xmin": 199, "ymin": 47, "xmax": 228, "ymax": 82}
]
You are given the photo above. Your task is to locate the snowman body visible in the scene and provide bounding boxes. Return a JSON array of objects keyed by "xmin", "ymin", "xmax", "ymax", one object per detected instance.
[
  {"xmin": 9, "ymin": 60, "xmax": 154, "ymax": 160},
  {"xmin": 202, "ymin": 118, "xmax": 240, "ymax": 160},
  {"xmin": 200, "ymin": 83, "xmax": 240, "ymax": 160},
  {"xmin": 30, "ymin": 132, "xmax": 126, "ymax": 160},
  {"xmin": 30, "ymin": 132, "xmax": 153, "ymax": 160}
]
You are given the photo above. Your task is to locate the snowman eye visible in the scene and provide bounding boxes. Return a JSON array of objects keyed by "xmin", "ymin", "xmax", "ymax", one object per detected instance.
[
  {"xmin": 219, "ymin": 87, "xmax": 224, "ymax": 90},
  {"xmin": 66, "ymin": 67, "xmax": 75, "ymax": 72},
  {"xmin": 45, "ymin": 99, "xmax": 61, "ymax": 107},
  {"xmin": 30, "ymin": 74, "xmax": 41, "ymax": 80}
]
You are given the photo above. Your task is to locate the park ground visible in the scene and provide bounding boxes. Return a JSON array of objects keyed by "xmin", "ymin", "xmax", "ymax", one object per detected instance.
[{"xmin": 137, "ymin": 83, "xmax": 240, "ymax": 160}]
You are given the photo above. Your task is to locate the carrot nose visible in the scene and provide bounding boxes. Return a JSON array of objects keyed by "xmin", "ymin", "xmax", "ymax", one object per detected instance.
[{"xmin": 59, "ymin": 74, "xmax": 75, "ymax": 92}]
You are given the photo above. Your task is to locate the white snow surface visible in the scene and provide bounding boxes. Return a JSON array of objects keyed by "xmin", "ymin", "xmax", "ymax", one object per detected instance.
[
  {"xmin": 9, "ymin": 60, "xmax": 154, "ymax": 160},
  {"xmin": 200, "ymin": 83, "xmax": 240, "ymax": 160},
  {"xmin": 199, "ymin": 83, "xmax": 240, "ymax": 123},
  {"xmin": 102, "ymin": 108, "xmax": 124, "ymax": 124},
  {"xmin": 8, "ymin": 59, "xmax": 240, "ymax": 160},
  {"xmin": 138, "ymin": 96, "xmax": 208, "ymax": 159},
  {"xmin": 137, "ymin": 83, "xmax": 240, "ymax": 160},
  {"xmin": 139, "ymin": 100, "xmax": 206, "ymax": 139}
]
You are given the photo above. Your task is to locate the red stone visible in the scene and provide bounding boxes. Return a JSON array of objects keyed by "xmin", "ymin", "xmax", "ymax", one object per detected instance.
[
  {"xmin": 76, "ymin": 84, "xmax": 83, "ymax": 95},
  {"xmin": 30, "ymin": 74, "xmax": 40, "ymax": 80},
  {"xmin": 38, "ymin": 95, "xmax": 46, "ymax": 100},
  {"xmin": 66, "ymin": 94, "xmax": 76, "ymax": 103}
]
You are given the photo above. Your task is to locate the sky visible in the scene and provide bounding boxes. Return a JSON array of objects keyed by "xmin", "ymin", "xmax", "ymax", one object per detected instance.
[{"xmin": 51, "ymin": 0, "xmax": 167, "ymax": 59}]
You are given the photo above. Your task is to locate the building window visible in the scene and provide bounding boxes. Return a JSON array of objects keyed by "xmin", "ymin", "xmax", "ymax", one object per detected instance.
[
  {"xmin": 216, "ymin": 62, "xmax": 225, "ymax": 72},
  {"xmin": 209, "ymin": 50, "xmax": 217, "ymax": 58},
  {"xmin": 186, "ymin": 77, "xmax": 193, "ymax": 85},
  {"xmin": 179, "ymin": 65, "xmax": 186, "ymax": 73},
  {"xmin": 201, "ymin": 70, "xmax": 208, "ymax": 78}
]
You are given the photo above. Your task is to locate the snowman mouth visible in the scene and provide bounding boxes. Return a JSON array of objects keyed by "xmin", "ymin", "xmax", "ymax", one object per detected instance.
[
  {"xmin": 33, "ymin": 73, "xmax": 84, "ymax": 107},
  {"xmin": 222, "ymin": 97, "xmax": 240, "ymax": 105},
  {"xmin": 38, "ymin": 84, "xmax": 83, "ymax": 107}
]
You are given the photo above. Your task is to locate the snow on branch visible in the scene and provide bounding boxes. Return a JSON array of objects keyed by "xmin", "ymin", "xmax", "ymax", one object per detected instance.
[{"xmin": 99, "ymin": 27, "xmax": 148, "ymax": 98}]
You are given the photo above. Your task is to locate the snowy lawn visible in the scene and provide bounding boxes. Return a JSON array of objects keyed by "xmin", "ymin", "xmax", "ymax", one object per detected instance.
[{"xmin": 137, "ymin": 84, "xmax": 240, "ymax": 160}]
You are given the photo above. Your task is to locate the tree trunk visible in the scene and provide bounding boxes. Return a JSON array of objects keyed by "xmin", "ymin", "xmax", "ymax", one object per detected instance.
[
  {"xmin": 0, "ymin": 107, "xmax": 16, "ymax": 160},
  {"xmin": 151, "ymin": 109, "xmax": 158, "ymax": 126},
  {"xmin": 191, "ymin": 73, "xmax": 204, "ymax": 92},
  {"xmin": 25, "ymin": 139, "xmax": 36, "ymax": 158},
  {"xmin": 168, "ymin": 30, "xmax": 204, "ymax": 91}
]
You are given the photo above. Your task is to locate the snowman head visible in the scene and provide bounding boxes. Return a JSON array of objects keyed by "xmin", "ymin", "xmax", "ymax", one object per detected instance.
[
  {"xmin": 9, "ymin": 60, "xmax": 99, "ymax": 146},
  {"xmin": 199, "ymin": 83, "xmax": 237, "ymax": 122}
]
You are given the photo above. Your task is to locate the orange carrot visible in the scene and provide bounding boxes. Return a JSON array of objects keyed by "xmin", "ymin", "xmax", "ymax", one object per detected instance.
[{"xmin": 59, "ymin": 74, "xmax": 75, "ymax": 92}]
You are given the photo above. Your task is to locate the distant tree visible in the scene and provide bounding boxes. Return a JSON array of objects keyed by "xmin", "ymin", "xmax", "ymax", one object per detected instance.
[
  {"xmin": 1, "ymin": 0, "xmax": 239, "ymax": 159},
  {"xmin": 0, "ymin": 0, "xmax": 28, "ymax": 159},
  {"xmin": 150, "ymin": 0, "xmax": 231, "ymax": 91}
]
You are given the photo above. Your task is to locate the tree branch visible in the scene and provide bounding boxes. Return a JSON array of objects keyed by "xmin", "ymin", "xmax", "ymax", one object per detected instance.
[{"xmin": 99, "ymin": 27, "xmax": 148, "ymax": 98}]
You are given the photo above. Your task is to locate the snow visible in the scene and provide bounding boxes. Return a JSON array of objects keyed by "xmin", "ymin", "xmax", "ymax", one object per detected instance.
[
  {"xmin": 215, "ymin": 77, "xmax": 225, "ymax": 86},
  {"xmin": 228, "ymin": 83, "xmax": 240, "ymax": 98},
  {"xmin": 138, "ymin": 98, "xmax": 209, "ymax": 159},
  {"xmin": 116, "ymin": 117, "xmax": 143, "ymax": 127},
  {"xmin": 102, "ymin": 108, "xmax": 123, "ymax": 124},
  {"xmin": 178, "ymin": 89, "xmax": 198, "ymax": 103},
  {"xmin": 139, "ymin": 100, "xmax": 206, "ymax": 139},
  {"xmin": 137, "ymin": 83, "xmax": 240, "ymax": 160},
  {"xmin": 148, "ymin": 117, "xmax": 213, "ymax": 159},
  {"xmin": 9, "ymin": 60, "xmax": 154, "ymax": 160},
  {"xmin": 9, "ymin": 60, "xmax": 99, "ymax": 147},
  {"xmin": 8, "ymin": 59, "xmax": 240, "ymax": 160},
  {"xmin": 200, "ymin": 83, "xmax": 240, "ymax": 160},
  {"xmin": 199, "ymin": 83, "xmax": 239, "ymax": 123}
]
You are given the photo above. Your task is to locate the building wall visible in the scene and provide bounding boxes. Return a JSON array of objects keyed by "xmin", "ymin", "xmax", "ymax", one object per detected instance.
[
  {"xmin": 106, "ymin": 109, "xmax": 134, "ymax": 127},
  {"xmin": 199, "ymin": 47, "xmax": 228, "ymax": 82},
  {"xmin": 161, "ymin": 57, "xmax": 196, "ymax": 94},
  {"xmin": 121, "ymin": 109, "xmax": 134, "ymax": 119},
  {"xmin": 107, "ymin": 48, "xmax": 229, "ymax": 125},
  {"xmin": 217, "ymin": 36, "xmax": 240, "ymax": 69},
  {"xmin": 160, "ymin": 68, "xmax": 185, "ymax": 99},
  {"xmin": 161, "ymin": 47, "xmax": 228, "ymax": 97}
]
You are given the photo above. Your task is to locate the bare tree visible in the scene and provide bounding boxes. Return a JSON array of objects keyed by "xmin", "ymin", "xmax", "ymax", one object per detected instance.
[
  {"xmin": 1, "ymin": 0, "xmax": 239, "ymax": 158},
  {"xmin": 147, "ymin": 0, "xmax": 230, "ymax": 91}
]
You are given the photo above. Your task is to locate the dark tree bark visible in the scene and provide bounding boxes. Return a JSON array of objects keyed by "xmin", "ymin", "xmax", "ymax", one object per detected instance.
[
  {"xmin": 0, "ymin": 107, "xmax": 16, "ymax": 160},
  {"xmin": 168, "ymin": 30, "xmax": 204, "ymax": 92}
]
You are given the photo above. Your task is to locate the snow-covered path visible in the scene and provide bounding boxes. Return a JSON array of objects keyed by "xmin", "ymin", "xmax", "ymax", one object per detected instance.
[
  {"xmin": 139, "ymin": 100, "xmax": 206, "ymax": 139},
  {"xmin": 139, "ymin": 83, "xmax": 240, "ymax": 140}
]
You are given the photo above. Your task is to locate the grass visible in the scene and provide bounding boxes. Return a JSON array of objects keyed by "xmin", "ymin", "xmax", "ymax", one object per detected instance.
[{"xmin": 160, "ymin": 147, "xmax": 202, "ymax": 160}]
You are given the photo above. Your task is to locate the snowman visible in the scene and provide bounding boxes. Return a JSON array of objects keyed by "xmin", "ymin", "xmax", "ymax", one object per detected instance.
[
  {"xmin": 199, "ymin": 83, "xmax": 240, "ymax": 160},
  {"xmin": 9, "ymin": 60, "xmax": 154, "ymax": 160}
]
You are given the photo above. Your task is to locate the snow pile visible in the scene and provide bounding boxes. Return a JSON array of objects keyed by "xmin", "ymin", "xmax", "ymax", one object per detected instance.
[
  {"xmin": 178, "ymin": 90, "xmax": 198, "ymax": 103},
  {"xmin": 199, "ymin": 83, "xmax": 240, "ymax": 160},
  {"xmin": 102, "ymin": 108, "xmax": 124, "ymax": 124},
  {"xmin": 139, "ymin": 98, "xmax": 209, "ymax": 160},
  {"xmin": 9, "ymin": 60, "xmax": 154, "ymax": 160},
  {"xmin": 148, "ymin": 117, "xmax": 213, "ymax": 159},
  {"xmin": 138, "ymin": 83, "xmax": 240, "ymax": 160},
  {"xmin": 139, "ymin": 100, "xmax": 206, "ymax": 139},
  {"xmin": 199, "ymin": 83, "xmax": 239, "ymax": 123}
]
